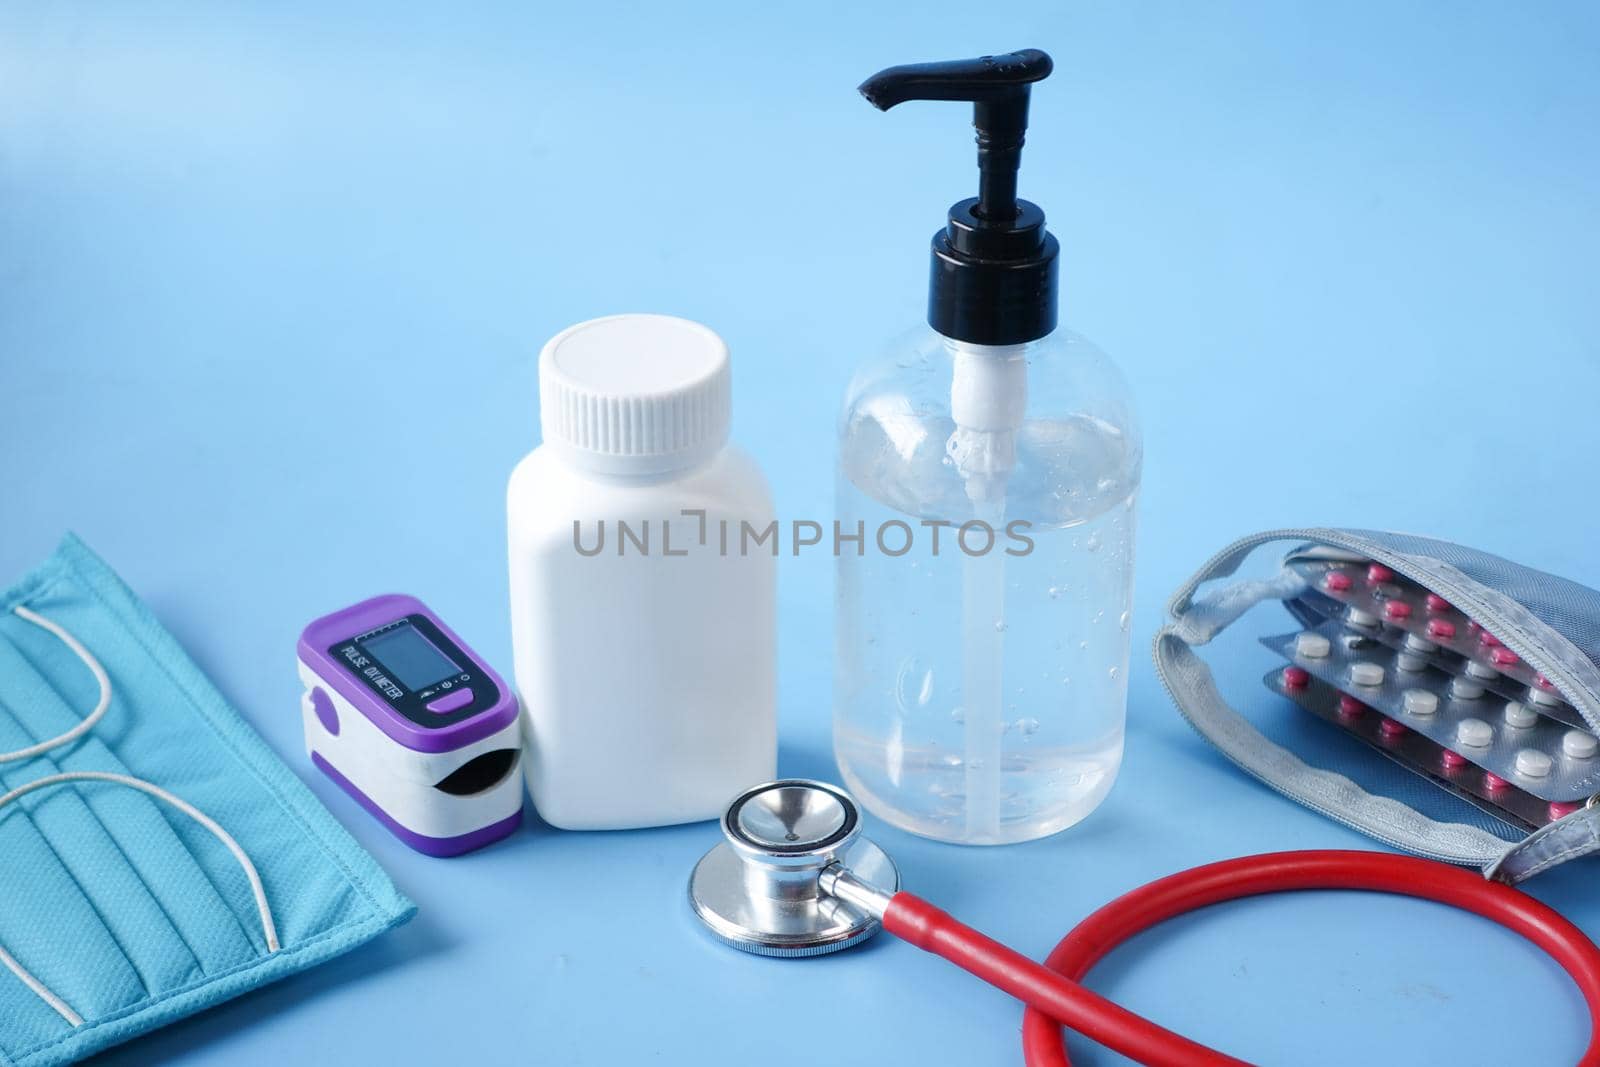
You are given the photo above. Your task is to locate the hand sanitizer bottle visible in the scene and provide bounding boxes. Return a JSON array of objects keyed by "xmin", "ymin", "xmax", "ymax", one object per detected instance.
[{"xmin": 834, "ymin": 51, "xmax": 1142, "ymax": 845}]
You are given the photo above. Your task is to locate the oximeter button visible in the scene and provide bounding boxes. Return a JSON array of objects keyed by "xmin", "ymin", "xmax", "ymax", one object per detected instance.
[
  {"xmin": 426, "ymin": 687, "xmax": 474, "ymax": 714},
  {"xmin": 311, "ymin": 687, "xmax": 339, "ymax": 736}
]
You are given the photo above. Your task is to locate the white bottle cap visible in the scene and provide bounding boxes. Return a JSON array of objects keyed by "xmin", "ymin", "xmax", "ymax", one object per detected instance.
[{"xmin": 538, "ymin": 314, "xmax": 732, "ymax": 476}]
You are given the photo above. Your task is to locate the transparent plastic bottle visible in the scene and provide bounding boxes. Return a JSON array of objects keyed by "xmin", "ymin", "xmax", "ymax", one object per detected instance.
[
  {"xmin": 834, "ymin": 49, "xmax": 1142, "ymax": 844},
  {"xmin": 835, "ymin": 326, "xmax": 1140, "ymax": 844}
]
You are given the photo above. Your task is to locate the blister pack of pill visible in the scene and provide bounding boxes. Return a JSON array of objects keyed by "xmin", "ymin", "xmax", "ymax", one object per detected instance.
[
  {"xmin": 1264, "ymin": 555, "xmax": 1600, "ymax": 829},
  {"xmin": 1264, "ymin": 668, "xmax": 1578, "ymax": 830},
  {"xmin": 1289, "ymin": 557, "xmax": 1583, "ymax": 729}
]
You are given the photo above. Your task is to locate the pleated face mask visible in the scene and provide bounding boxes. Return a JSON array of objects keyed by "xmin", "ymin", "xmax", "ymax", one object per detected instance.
[{"xmin": 0, "ymin": 535, "xmax": 414, "ymax": 1067}]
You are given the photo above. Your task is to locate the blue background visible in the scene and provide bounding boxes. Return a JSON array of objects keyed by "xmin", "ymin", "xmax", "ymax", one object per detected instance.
[{"xmin": 3, "ymin": 2, "xmax": 1599, "ymax": 1063}]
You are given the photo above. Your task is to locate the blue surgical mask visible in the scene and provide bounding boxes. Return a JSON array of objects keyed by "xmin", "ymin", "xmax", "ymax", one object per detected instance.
[{"xmin": 0, "ymin": 535, "xmax": 414, "ymax": 1066}]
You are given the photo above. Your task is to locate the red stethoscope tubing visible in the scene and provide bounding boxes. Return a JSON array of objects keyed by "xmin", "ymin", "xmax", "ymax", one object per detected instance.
[{"xmin": 879, "ymin": 849, "xmax": 1600, "ymax": 1066}]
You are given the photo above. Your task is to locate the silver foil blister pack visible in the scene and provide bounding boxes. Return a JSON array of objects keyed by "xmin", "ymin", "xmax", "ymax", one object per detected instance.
[
  {"xmin": 1288, "ymin": 557, "xmax": 1583, "ymax": 729},
  {"xmin": 1264, "ymin": 668, "xmax": 1567, "ymax": 830},
  {"xmin": 1262, "ymin": 620, "xmax": 1600, "ymax": 805}
]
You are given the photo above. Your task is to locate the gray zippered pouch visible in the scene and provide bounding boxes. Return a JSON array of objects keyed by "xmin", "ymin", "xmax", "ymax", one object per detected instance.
[{"xmin": 1154, "ymin": 527, "xmax": 1600, "ymax": 883}]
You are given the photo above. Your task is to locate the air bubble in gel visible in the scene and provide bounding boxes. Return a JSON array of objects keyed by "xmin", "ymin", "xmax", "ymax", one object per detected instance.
[
  {"xmin": 1294, "ymin": 632, "xmax": 1331, "ymax": 659},
  {"xmin": 1349, "ymin": 662, "xmax": 1385, "ymax": 687},
  {"xmin": 1456, "ymin": 717, "xmax": 1492, "ymax": 747},
  {"xmin": 1504, "ymin": 701, "xmax": 1538, "ymax": 728},
  {"xmin": 1403, "ymin": 690, "xmax": 1439, "ymax": 716},
  {"xmin": 1515, "ymin": 749, "xmax": 1554, "ymax": 778},
  {"xmin": 1563, "ymin": 731, "xmax": 1599, "ymax": 760},
  {"xmin": 1450, "ymin": 677, "xmax": 1486, "ymax": 700}
]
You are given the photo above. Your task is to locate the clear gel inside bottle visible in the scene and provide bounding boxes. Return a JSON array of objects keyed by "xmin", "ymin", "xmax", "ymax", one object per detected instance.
[{"xmin": 834, "ymin": 324, "xmax": 1140, "ymax": 844}]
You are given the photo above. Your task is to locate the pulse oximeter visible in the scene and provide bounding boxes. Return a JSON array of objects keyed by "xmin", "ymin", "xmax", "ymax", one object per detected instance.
[{"xmin": 297, "ymin": 594, "xmax": 523, "ymax": 856}]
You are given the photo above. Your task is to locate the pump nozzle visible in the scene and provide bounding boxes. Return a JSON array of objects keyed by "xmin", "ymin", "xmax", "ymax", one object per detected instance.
[
  {"xmin": 859, "ymin": 49, "xmax": 1059, "ymax": 347},
  {"xmin": 859, "ymin": 49, "xmax": 1052, "ymax": 223}
]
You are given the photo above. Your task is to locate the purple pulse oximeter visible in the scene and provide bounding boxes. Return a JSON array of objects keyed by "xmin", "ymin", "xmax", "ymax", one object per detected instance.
[{"xmin": 297, "ymin": 594, "xmax": 523, "ymax": 856}]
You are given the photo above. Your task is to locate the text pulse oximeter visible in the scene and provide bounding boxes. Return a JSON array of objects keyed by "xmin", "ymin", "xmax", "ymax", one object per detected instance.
[{"xmin": 297, "ymin": 594, "xmax": 523, "ymax": 856}]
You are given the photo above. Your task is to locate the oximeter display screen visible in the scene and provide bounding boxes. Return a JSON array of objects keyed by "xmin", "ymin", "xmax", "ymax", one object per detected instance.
[{"xmin": 359, "ymin": 621, "xmax": 460, "ymax": 691}]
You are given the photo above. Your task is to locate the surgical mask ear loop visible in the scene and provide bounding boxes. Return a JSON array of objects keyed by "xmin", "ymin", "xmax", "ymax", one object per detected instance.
[
  {"xmin": 0, "ymin": 605, "xmax": 280, "ymax": 1028},
  {"xmin": 1, "ymin": 606, "xmax": 112, "ymax": 764}
]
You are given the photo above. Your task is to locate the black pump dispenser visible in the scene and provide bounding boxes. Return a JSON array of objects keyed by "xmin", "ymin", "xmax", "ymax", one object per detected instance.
[{"xmin": 860, "ymin": 49, "xmax": 1058, "ymax": 346}]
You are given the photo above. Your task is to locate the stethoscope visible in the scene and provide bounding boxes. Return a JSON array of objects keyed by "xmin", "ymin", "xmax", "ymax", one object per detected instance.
[{"xmin": 690, "ymin": 780, "xmax": 1600, "ymax": 1066}]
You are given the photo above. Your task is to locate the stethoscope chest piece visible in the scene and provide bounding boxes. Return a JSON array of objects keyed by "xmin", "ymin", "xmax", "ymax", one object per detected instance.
[{"xmin": 689, "ymin": 779, "xmax": 899, "ymax": 957}]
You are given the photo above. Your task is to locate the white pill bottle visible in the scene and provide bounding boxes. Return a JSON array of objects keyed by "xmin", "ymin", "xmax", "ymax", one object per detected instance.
[{"xmin": 508, "ymin": 314, "xmax": 776, "ymax": 830}]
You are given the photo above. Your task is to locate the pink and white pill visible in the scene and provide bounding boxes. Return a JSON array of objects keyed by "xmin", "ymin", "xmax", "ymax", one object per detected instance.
[
  {"xmin": 1550, "ymin": 802, "xmax": 1584, "ymax": 820},
  {"xmin": 1563, "ymin": 730, "xmax": 1599, "ymax": 760},
  {"xmin": 1455, "ymin": 717, "xmax": 1492, "ymax": 747},
  {"xmin": 1294, "ymin": 632, "xmax": 1332, "ymax": 659},
  {"xmin": 1504, "ymin": 701, "xmax": 1538, "ymax": 728},
  {"xmin": 1367, "ymin": 563, "xmax": 1395, "ymax": 584},
  {"xmin": 1530, "ymin": 685, "xmax": 1566, "ymax": 709},
  {"xmin": 1384, "ymin": 600, "xmax": 1413, "ymax": 621},
  {"xmin": 1426, "ymin": 618, "xmax": 1457, "ymax": 640},
  {"xmin": 1337, "ymin": 695, "xmax": 1368, "ymax": 719},
  {"xmin": 1491, "ymin": 647, "xmax": 1519, "ymax": 667},
  {"xmin": 1282, "ymin": 666, "xmax": 1310, "ymax": 690},
  {"xmin": 1379, "ymin": 718, "xmax": 1407, "ymax": 739},
  {"xmin": 1515, "ymin": 748, "xmax": 1554, "ymax": 778},
  {"xmin": 1404, "ymin": 689, "xmax": 1440, "ymax": 717},
  {"xmin": 1349, "ymin": 662, "xmax": 1385, "ymax": 687},
  {"xmin": 1323, "ymin": 571, "xmax": 1353, "ymax": 593},
  {"xmin": 1346, "ymin": 607, "xmax": 1380, "ymax": 629},
  {"xmin": 1425, "ymin": 593, "xmax": 1451, "ymax": 613},
  {"xmin": 1440, "ymin": 750, "xmax": 1468, "ymax": 770}
]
